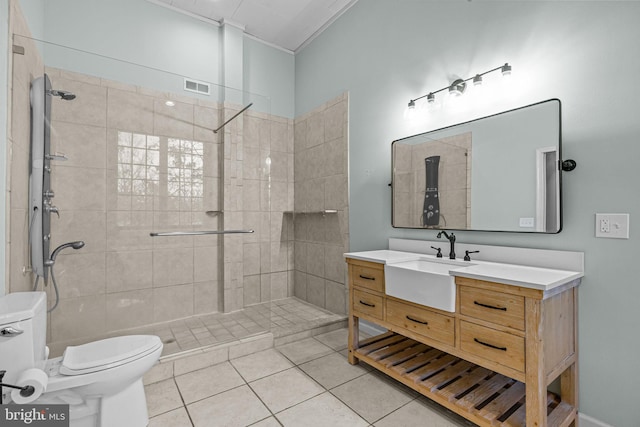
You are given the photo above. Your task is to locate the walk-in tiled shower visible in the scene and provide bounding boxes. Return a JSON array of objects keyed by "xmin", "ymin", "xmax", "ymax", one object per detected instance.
[{"xmin": 7, "ymin": 11, "xmax": 349, "ymax": 361}]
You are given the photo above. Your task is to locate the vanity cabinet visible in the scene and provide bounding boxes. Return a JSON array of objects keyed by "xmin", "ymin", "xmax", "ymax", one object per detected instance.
[{"xmin": 347, "ymin": 258, "xmax": 579, "ymax": 427}]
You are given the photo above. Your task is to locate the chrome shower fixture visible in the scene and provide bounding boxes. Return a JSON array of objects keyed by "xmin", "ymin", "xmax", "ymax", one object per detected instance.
[
  {"xmin": 41, "ymin": 240, "xmax": 84, "ymax": 313},
  {"xmin": 47, "ymin": 89, "xmax": 76, "ymax": 100},
  {"xmin": 45, "ymin": 241, "xmax": 85, "ymax": 267}
]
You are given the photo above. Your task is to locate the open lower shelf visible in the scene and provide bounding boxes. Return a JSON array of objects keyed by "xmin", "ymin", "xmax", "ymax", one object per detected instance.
[{"xmin": 354, "ymin": 332, "xmax": 576, "ymax": 427}]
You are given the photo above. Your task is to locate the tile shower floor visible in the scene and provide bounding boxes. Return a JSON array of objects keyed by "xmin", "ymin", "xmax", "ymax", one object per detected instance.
[
  {"xmin": 144, "ymin": 328, "xmax": 474, "ymax": 427},
  {"xmin": 129, "ymin": 298, "xmax": 347, "ymax": 357}
]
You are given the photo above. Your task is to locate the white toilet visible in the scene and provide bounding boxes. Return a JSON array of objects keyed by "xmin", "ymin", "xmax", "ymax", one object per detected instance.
[{"xmin": 0, "ymin": 292, "xmax": 163, "ymax": 427}]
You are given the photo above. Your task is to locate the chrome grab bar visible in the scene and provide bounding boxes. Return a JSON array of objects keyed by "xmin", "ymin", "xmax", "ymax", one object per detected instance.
[
  {"xmin": 286, "ymin": 209, "xmax": 338, "ymax": 215},
  {"xmin": 150, "ymin": 229, "xmax": 254, "ymax": 237}
]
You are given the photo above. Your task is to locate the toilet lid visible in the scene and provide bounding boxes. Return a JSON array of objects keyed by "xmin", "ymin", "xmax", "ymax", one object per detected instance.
[{"xmin": 60, "ymin": 335, "xmax": 162, "ymax": 376}]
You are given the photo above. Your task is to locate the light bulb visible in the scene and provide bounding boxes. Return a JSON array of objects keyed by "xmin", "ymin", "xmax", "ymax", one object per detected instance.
[
  {"xmin": 404, "ymin": 100, "xmax": 417, "ymax": 120},
  {"xmin": 501, "ymin": 63, "xmax": 512, "ymax": 77},
  {"xmin": 449, "ymin": 86, "xmax": 463, "ymax": 97},
  {"xmin": 448, "ymin": 79, "xmax": 466, "ymax": 97}
]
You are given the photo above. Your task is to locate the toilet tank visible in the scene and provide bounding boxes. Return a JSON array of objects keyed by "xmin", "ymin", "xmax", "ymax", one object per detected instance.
[{"xmin": 0, "ymin": 292, "xmax": 48, "ymax": 389}]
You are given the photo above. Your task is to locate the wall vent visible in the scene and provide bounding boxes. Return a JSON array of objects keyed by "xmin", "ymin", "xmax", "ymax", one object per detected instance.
[{"xmin": 184, "ymin": 78, "xmax": 210, "ymax": 95}]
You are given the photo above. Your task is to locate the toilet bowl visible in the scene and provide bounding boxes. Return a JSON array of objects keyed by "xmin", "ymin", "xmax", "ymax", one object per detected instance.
[{"xmin": 0, "ymin": 292, "xmax": 163, "ymax": 427}]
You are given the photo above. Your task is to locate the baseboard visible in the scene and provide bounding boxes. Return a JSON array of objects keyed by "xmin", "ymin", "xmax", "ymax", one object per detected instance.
[{"xmin": 579, "ymin": 413, "xmax": 613, "ymax": 427}]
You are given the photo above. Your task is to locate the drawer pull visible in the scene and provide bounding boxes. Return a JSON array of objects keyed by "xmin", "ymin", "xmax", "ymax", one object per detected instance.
[
  {"xmin": 359, "ymin": 300, "xmax": 376, "ymax": 308},
  {"xmin": 474, "ymin": 301, "xmax": 507, "ymax": 311},
  {"xmin": 359, "ymin": 274, "xmax": 376, "ymax": 281},
  {"xmin": 406, "ymin": 315, "xmax": 428, "ymax": 325},
  {"xmin": 474, "ymin": 338, "xmax": 507, "ymax": 351}
]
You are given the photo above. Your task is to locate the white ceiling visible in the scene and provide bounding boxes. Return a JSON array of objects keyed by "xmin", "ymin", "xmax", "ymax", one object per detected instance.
[{"xmin": 151, "ymin": 0, "xmax": 359, "ymax": 52}]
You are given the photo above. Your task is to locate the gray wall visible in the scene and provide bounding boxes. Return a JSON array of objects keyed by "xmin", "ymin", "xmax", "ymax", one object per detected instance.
[
  {"xmin": 295, "ymin": 1, "xmax": 639, "ymax": 426},
  {"xmin": 17, "ymin": 0, "xmax": 295, "ymax": 118},
  {"xmin": 244, "ymin": 37, "xmax": 295, "ymax": 119},
  {"xmin": 0, "ymin": 1, "xmax": 8, "ymax": 296},
  {"xmin": 14, "ymin": 0, "xmax": 42, "ymax": 39},
  {"xmin": 40, "ymin": 0, "xmax": 221, "ymax": 85}
]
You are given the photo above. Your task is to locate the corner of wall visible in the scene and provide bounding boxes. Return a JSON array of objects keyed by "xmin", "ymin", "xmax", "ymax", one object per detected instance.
[{"xmin": 0, "ymin": 0, "xmax": 9, "ymax": 296}]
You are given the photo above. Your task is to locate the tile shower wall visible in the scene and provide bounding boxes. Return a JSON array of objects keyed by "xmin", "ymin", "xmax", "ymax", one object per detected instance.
[
  {"xmin": 8, "ymin": 53, "xmax": 294, "ymax": 349},
  {"xmin": 394, "ymin": 132, "xmax": 471, "ymax": 229},
  {"xmin": 239, "ymin": 109, "xmax": 295, "ymax": 311},
  {"xmin": 293, "ymin": 93, "xmax": 349, "ymax": 315},
  {"xmin": 41, "ymin": 67, "xmax": 225, "ymax": 346}
]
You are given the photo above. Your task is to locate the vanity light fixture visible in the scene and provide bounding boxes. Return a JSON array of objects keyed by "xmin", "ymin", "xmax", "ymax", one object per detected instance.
[
  {"xmin": 501, "ymin": 63, "xmax": 512, "ymax": 76},
  {"xmin": 406, "ymin": 63, "xmax": 512, "ymax": 111},
  {"xmin": 448, "ymin": 79, "xmax": 466, "ymax": 97}
]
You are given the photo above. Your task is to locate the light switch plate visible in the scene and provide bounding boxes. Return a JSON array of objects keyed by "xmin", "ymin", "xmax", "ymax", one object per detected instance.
[{"xmin": 595, "ymin": 213, "xmax": 630, "ymax": 239}]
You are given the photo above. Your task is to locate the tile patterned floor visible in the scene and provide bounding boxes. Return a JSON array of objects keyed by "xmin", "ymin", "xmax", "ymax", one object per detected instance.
[
  {"xmin": 128, "ymin": 298, "xmax": 345, "ymax": 357},
  {"xmin": 144, "ymin": 328, "xmax": 475, "ymax": 427}
]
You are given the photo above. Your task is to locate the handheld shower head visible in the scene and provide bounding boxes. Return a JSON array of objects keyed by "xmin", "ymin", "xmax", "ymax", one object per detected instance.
[
  {"xmin": 70, "ymin": 241, "xmax": 85, "ymax": 250},
  {"xmin": 46, "ymin": 241, "xmax": 85, "ymax": 266},
  {"xmin": 44, "ymin": 240, "xmax": 85, "ymax": 313},
  {"xmin": 48, "ymin": 89, "xmax": 76, "ymax": 100}
]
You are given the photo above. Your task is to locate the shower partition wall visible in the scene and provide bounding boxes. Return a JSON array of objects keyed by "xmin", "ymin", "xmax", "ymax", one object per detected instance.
[{"xmin": 6, "ymin": 35, "xmax": 343, "ymax": 358}]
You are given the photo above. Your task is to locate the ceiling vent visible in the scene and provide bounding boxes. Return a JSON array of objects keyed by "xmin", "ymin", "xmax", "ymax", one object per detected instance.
[{"xmin": 184, "ymin": 78, "xmax": 210, "ymax": 95}]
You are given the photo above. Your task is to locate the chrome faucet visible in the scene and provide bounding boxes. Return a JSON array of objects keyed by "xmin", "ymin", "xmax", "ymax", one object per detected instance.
[{"xmin": 436, "ymin": 231, "xmax": 456, "ymax": 260}]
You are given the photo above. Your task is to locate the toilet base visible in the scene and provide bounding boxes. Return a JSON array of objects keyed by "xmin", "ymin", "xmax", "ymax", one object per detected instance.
[
  {"xmin": 100, "ymin": 379, "xmax": 148, "ymax": 427},
  {"xmin": 36, "ymin": 378, "xmax": 149, "ymax": 427}
]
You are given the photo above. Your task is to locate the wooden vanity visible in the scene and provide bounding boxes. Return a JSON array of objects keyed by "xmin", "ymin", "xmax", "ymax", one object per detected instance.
[{"xmin": 346, "ymin": 256, "xmax": 580, "ymax": 427}]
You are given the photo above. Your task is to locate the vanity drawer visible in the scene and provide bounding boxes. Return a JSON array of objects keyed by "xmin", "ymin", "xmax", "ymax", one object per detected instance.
[
  {"xmin": 353, "ymin": 288, "xmax": 384, "ymax": 320},
  {"xmin": 459, "ymin": 286, "xmax": 525, "ymax": 331},
  {"xmin": 352, "ymin": 264, "xmax": 385, "ymax": 293},
  {"xmin": 459, "ymin": 320, "xmax": 525, "ymax": 372},
  {"xmin": 386, "ymin": 299, "xmax": 454, "ymax": 346}
]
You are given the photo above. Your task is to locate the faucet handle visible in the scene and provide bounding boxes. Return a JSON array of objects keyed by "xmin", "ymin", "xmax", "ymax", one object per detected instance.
[
  {"xmin": 464, "ymin": 250, "xmax": 480, "ymax": 261},
  {"xmin": 430, "ymin": 246, "xmax": 443, "ymax": 258},
  {"xmin": 45, "ymin": 204, "xmax": 60, "ymax": 218}
]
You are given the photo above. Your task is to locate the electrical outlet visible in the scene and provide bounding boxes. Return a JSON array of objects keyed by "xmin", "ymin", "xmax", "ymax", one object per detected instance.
[
  {"xmin": 519, "ymin": 217, "xmax": 534, "ymax": 228},
  {"xmin": 595, "ymin": 213, "xmax": 630, "ymax": 239}
]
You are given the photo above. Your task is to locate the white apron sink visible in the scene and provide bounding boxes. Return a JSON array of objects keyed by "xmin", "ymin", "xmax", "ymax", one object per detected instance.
[{"xmin": 384, "ymin": 258, "xmax": 474, "ymax": 312}]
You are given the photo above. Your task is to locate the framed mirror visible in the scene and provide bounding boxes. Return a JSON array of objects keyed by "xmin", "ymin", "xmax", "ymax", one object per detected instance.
[{"xmin": 392, "ymin": 99, "xmax": 562, "ymax": 233}]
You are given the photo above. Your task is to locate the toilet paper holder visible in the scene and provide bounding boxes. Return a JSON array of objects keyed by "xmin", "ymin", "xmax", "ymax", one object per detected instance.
[{"xmin": 0, "ymin": 370, "xmax": 35, "ymax": 404}]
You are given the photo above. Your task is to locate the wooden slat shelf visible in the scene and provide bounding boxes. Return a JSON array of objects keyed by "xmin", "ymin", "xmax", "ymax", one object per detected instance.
[{"xmin": 354, "ymin": 333, "xmax": 574, "ymax": 427}]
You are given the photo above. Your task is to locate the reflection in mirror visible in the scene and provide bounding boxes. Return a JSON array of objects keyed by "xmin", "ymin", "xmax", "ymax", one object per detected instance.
[{"xmin": 392, "ymin": 99, "xmax": 561, "ymax": 233}]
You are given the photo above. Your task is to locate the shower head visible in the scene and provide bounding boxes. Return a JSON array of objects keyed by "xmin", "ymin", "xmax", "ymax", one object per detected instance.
[
  {"xmin": 46, "ymin": 241, "xmax": 85, "ymax": 266},
  {"xmin": 70, "ymin": 241, "xmax": 85, "ymax": 250},
  {"xmin": 48, "ymin": 89, "xmax": 76, "ymax": 100}
]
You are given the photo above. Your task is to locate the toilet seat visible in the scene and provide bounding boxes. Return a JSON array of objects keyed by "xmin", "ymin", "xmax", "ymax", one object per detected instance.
[{"xmin": 60, "ymin": 335, "xmax": 162, "ymax": 376}]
